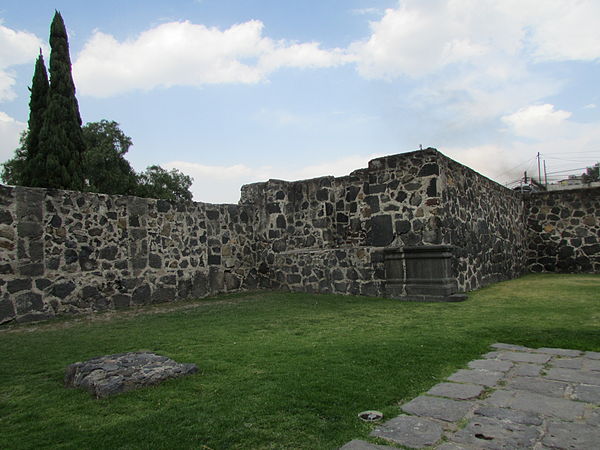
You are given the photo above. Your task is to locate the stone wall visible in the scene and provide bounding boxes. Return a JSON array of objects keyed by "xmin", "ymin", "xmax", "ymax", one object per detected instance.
[
  {"xmin": 240, "ymin": 148, "xmax": 529, "ymax": 297},
  {"xmin": 1, "ymin": 148, "xmax": 598, "ymax": 324},
  {"xmin": 0, "ymin": 185, "xmax": 258, "ymax": 324},
  {"xmin": 525, "ymin": 188, "xmax": 600, "ymax": 273},
  {"xmin": 439, "ymin": 157, "xmax": 527, "ymax": 291}
]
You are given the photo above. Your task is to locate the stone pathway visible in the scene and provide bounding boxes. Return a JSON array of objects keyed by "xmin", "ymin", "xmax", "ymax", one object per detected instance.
[{"xmin": 340, "ymin": 343, "xmax": 600, "ymax": 449}]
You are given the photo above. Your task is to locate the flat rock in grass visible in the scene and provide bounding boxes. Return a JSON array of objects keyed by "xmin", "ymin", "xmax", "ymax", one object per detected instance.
[
  {"xmin": 401, "ymin": 396, "xmax": 473, "ymax": 422},
  {"xmin": 338, "ymin": 439, "xmax": 398, "ymax": 450},
  {"xmin": 65, "ymin": 351, "xmax": 198, "ymax": 398},
  {"xmin": 370, "ymin": 415, "xmax": 442, "ymax": 448},
  {"xmin": 542, "ymin": 421, "xmax": 600, "ymax": 450}
]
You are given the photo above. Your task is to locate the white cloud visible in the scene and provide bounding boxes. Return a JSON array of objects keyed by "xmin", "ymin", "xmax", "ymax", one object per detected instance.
[
  {"xmin": 73, "ymin": 20, "xmax": 348, "ymax": 97},
  {"xmin": 502, "ymin": 104, "xmax": 572, "ymax": 139},
  {"xmin": 0, "ymin": 111, "xmax": 26, "ymax": 163},
  {"xmin": 164, "ymin": 152, "xmax": 385, "ymax": 203},
  {"xmin": 0, "ymin": 23, "xmax": 46, "ymax": 101},
  {"xmin": 350, "ymin": 0, "xmax": 600, "ymax": 80}
]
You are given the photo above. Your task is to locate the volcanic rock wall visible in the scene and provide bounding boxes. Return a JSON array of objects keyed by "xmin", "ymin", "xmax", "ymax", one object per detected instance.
[
  {"xmin": 0, "ymin": 185, "xmax": 257, "ymax": 324},
  {"xmin": 1, "ymin": 148, "xmax": 598, "ymax": 324},
  {"xmin": 525, "ymin": 188, "xmax": 600, "ymax": 273},
  {"xmin": 241, "ymin": 148, "xmax": 528, "ymax": 296}
]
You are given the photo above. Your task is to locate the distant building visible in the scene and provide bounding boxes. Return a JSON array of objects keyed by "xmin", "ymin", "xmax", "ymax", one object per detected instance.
[{"xmin": 547, "ymin": 175, "xmax": 600, "ymax": 191}]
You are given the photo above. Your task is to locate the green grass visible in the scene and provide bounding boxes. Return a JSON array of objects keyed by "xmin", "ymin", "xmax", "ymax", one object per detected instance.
[{"xmin": 0, "ymin": 273, "xmax": 598, "ymax": 449}]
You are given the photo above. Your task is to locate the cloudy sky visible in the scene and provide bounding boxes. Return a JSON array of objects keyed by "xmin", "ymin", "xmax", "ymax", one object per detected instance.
[{"xmin": 1, "ymin": 0, "xmax": 599, "ymax": 203}]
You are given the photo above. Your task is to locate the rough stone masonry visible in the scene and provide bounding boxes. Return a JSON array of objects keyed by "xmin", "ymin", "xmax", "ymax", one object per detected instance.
[{"xmin": 0, "ymin": 148, "xmax": 598, "ymax": 324}]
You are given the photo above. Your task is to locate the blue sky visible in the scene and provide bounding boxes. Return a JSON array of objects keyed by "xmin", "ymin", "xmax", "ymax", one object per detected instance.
[{"xmin": 1, "ymin": 0, "xmax": 599, "ymax": 203}]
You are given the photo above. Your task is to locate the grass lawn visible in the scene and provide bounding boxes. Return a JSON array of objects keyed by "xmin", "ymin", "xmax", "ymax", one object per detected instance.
[{"xmin": 0, "ymin": 273, "xmax": 599, "ymax": 449}]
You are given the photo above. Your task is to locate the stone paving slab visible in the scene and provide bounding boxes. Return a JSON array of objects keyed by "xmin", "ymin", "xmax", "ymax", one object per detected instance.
[
  {"xmin": 339, "ymin": 343, "xmax": 600, "ymax": 449},
  {"xmin": 505, "ymin": 376, "xmax": 568, "ymax": 398},
  {"xmin": 467, "ymin": 358, "xmax": 513, "ymax": 372},
  {"xmin": 401, "ymin": 395, "xmax": 474, "ymax": 422},
  {"xmin": 427, "ymin": 382, "xmax": 485, "ymax": 400},
  {"xmin": 545, "ymin": 367, "xmax": 600, "ymax": 385},
  {"xmin": 510, "ymin": 362, "xmax": 543, "ymax": 377},
  {"xmin": 542, "ymin": 421, "xmax": 600, "ymax": 450},
  {"xmin": 451, "ymin": 416, "xmax": 540, "ymax": 449},
  {"xmin": 585, "ymin": 351, "xmax": 600, "ymax": 360},
  {"xmin": 339, "ymin": 440, "xmax": 397, "ymax": 450},
  {"xmin": 496, "ymin": 350, "xmax": 552, "ymax": 364},
  {"xmin": 447, "ymin": 368, "xmax": 503, "ymax": 387},
  {"xmin": 369, "ymin": 415, "xmax": 443, "ymax": 448}
]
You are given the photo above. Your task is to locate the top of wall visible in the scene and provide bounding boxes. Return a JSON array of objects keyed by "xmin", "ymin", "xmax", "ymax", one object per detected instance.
[{"xmin": 239, "ymin": 147, "xmax": 517, "ymax": 204}]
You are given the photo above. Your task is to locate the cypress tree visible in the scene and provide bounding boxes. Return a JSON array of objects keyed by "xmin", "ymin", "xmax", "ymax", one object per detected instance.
[
  {"xmin": 35, "ymin": 11, "xmax": 85, "ymax": 190},
  {"xmin": 21, "ymin": 51, "xmax": 49, "ymax": 187}
]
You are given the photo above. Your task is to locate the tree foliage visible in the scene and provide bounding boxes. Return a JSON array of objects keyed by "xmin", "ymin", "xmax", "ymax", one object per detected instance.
[
  {"xmin": 1, "ymin": 12, "xmax": 194, "ymax": 202},
  {"xmin": 20, "ymin": 52, "xmax": 49, "ymax": 187},
  {"xmin": 0, "ymin": 132, "xmax": 27, "ymax": 186},
  {"xmin": 581, "ymin": 162, "xmax": 599, "ymax": 183},
  {"xmin": 136, "ymin": 165, "xmax": 193, "ymax": 202},
  {"xmin": 82, "ymin": 120, "xmax": 137, "ymax": 195},
  {"xmin": 2, "ymin": 121, "xmax": 194, "ymax": 202},
  {"xmin": 34, "ymin": 11, "xmax": 86, "ymax": 190}
]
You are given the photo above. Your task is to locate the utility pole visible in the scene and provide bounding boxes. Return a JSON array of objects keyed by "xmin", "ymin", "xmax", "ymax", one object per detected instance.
[
  {"xmin": 537, "ymin": 152, "xmax": 542, "ymax": 184},
  {"xmin": 524, "ymin": 171, "xmax": 528, "ymax": 184},
  {"xmin": 543, "ymin": 160, "xmax": 548, "ymax": 186}
]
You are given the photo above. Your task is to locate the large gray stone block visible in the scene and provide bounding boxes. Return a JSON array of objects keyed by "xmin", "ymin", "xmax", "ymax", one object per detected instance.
[
  {"xmin": 369, "ymin": 415, "xmax": 442, "ymax": 448},
  {"xmin": 542, "ymin": 421, "xmax": 600, "ymax": 450},
  {"xmin": 400, "ymin": 395, "xmax": 473, "ymax": 422},
  {"xmin": 65, "ymin": 351, "xmax": 198, "ymax": 398}
]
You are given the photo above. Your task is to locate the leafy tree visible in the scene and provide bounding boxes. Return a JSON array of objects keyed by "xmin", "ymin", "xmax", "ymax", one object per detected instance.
[
  {"xmin": 581, "ymin": 162, "xmax": 599, "ymax": 183},
  {"xmin": 34, "ymin": 11, "xmax": 86, "ymax": 190},
  {"xmin": 0, "ymin": 132, "xmax": 27, "ymax": 185},
  {"xmin": 82, "ymin": 120, "xmax": 137, "ymax": 195},
  {"xmin": 20, "ymin": 52, "xmax": 49, "ymax": 187},
  {"xmin": 136, "ymin": 165, "xmax": 193, "ymax": 202}
]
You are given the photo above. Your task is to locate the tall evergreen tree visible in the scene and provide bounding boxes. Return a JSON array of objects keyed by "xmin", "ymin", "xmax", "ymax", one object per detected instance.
[
  {"xmin": 35, "ymin": 11, "xmax": 85, "ymax": 190},
  {"xmin": 20, "ymin": 51, "xmax": 49, "ymax": 187}
]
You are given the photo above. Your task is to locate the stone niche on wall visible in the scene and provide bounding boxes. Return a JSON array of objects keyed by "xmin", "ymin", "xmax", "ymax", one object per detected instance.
[{"xmin": 384, "ymin": 245, "xmax": 467, "ymax": 302}]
